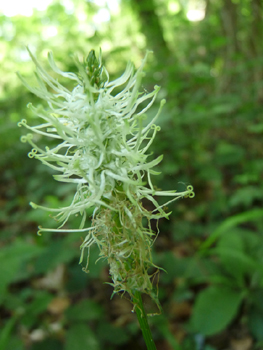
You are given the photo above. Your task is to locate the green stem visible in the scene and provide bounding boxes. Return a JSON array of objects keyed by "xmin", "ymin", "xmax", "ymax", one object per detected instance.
[{"xmin": 133, "ymin": 291, "xmax": 157, "ymax": 350}]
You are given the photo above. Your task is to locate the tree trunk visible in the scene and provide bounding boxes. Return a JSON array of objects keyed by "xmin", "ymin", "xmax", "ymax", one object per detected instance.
[{"xmin": 128, "ymin": 0, "xmax": 171, "ymax": 66}]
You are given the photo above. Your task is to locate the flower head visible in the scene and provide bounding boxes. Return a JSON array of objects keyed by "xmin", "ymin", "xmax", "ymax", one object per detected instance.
[{"xmin": 18, "ymin": 48, "xmax": 194, "ymax": 302}]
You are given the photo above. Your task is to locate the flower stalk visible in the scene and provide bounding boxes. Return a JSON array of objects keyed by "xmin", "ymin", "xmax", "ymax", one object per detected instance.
[{"xmin": 133, "ymin": 290, "xmax": 157, "ymax": 350}]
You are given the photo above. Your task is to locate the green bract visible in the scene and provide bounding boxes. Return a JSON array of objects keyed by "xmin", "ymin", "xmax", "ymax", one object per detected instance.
[{"xmin": 18, "ymin": 49, "xmax": 194, "ymax": 302}]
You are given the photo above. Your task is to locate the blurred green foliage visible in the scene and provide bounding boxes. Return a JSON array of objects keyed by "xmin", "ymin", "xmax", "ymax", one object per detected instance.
[{"xmin": 1, "ymin": 0, "xmax": 263, "ymax": 349}]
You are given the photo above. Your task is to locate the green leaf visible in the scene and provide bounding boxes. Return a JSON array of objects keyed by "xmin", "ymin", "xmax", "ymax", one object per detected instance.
[
  {"xmin": 215, "ymin": 248, "xmax": 257, "ymax": 272},
  {"xmin": 211, "ymin": 103, "xmax": 236, "ymax": 115},
  {"xmin": 215, "ymin": 142, "xmax": 245, "ymax": 166},
  {"xmin": 65, "ymin": 299, "xmax": 104, "ymax": 321},
  {"xmin": 248, "ymin": 123, "xmax": 263, "ymax": 134},
  {"xmin": 0, "ymin": 315, "xmax": 18, "ymax": 350},
  {"xmin": 200, "ymin": 209, "xmax": 263, "ymax": 250},
  {"xmin": 34, "ymin": 240, "xmax": 77, "ymax": 274},
  {"xmin": 30, "ymin": 338, "xmax": 63, "ymax": 350},
  {"xmin": 20, "ymin": 291, "xmax": 53, "ymax": 328},
  {"xmin": 97, "ymin": 321, "xmax": 129, "ymax": 345},
  {"xmin": 210, "ymin": 232, "xmax": 259, "ymax": 285},
  {"xmin": 191, "ymin": 286, "xmax": 244, "ymax": 335},
  {"xmin": 151, "ymin": 314, "xmax": 181, "ymax": 350},
  {"xmin": 229, "ymin": 186, "xmax": 263, "ymax": 208},
  {"xmin": 5, "ymin": 335, "xmax": 24, "ymax": 350},
  {"xmin": 0, "ymin": 240, "xmax": 44, "ymax": 302},
  {"xmin": 248, "ymin": 308, "xmax": 263, "ymax": 341},
  {"xmin": 219, "ymin": 250, "xmax": 257, "ymax": 285},
  {"xmin": 65, "ymin": 324, "xmax": 100, "ymax": 350}
]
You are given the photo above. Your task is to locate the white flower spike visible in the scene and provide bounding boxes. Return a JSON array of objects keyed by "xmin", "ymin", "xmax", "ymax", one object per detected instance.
[{"xmin": 18, "ymin": 48, "xmax": 194, "ymax": 302}]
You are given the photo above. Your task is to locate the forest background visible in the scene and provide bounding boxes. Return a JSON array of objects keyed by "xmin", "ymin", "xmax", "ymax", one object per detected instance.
[{"xmin": 1, "ymin": 0, "xmax": 263, "ymax": 349}]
